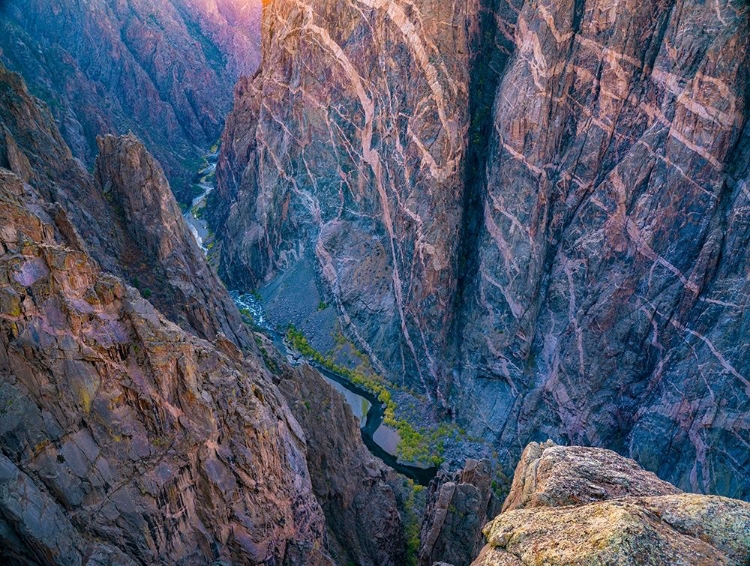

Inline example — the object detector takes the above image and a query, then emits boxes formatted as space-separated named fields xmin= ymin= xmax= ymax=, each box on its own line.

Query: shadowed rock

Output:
xmin=275 ymin=357 xmax=407 ymax=566
xmin=0 ymin=64 xmax=253 ymax=350
xmin=419 ymin=459 xmax=500 ymax=566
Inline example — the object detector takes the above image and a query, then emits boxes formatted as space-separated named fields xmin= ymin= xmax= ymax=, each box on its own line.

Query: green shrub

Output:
xmin=403 ymin=481 xmax=421 ymax=566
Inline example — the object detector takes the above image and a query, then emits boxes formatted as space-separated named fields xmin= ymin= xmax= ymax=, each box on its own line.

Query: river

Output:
xmin=183 ymin=151 xmax=217 ymax=254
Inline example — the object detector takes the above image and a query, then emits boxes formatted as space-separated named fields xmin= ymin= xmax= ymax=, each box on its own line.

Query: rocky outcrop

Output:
xmin=274 ymin=355 xmax=406 ymax=566
xmin=94 ymin=133 xmax=254 ymax=349
xmin=501 ymin=441 xmax=681 ymax=512
xmin=474 ymin=495 xmax=750 ymax=566
xmin=471 ymin=443 xmax=750 ymax=566
xmin=0 ymin=0 xmax=261 ymax=202
xmin=419 ymin=459 xmax=500 ymax=566
xmin=0 ymin=169 xmax=332 ymax=564
xmin=0 ymin=64 xmax=253 ymax=350
xmin=213 ymin=0 xmax=750 ymax=498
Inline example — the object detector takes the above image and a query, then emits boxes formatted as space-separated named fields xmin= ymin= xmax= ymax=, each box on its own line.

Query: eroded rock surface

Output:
xmin=0 ymin=64 xmax=253 ymax=349
xmin=501 ymin=440 xmax=681 ymax=512
xmin=472 ymin=444 xmax=750 ymax=566
xmin=213 ymin=0 xmax=750 ymax=498
xmin=0 ymin=169 xmax=332 ymax=565
xmin=95 ymin=133 xmax=254 ymax=349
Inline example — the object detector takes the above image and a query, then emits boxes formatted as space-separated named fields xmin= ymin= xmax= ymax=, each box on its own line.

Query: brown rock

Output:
xmin=474 ymin=495 xmax=750 ymax=566
xmin=94 ymin=133 xmax=254 ymax=350
xmin=0 ymin=65 xmax=253 ymax=350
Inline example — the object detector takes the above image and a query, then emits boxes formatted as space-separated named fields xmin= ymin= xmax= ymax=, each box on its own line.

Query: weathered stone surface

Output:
xmin=0 ymin=0 xmax=261 ymax=202
xmin=501 ymin=441 xmax=681 ymax=512
xmin=0 ymin=168 xmax=333 ymax=565
xmin=214 ymin=0 xmax=750 ymax=498
xmin=275 ymin=359 xmax=406 ymax=565
xmin=471 ymin=444 xmax=750 ymax=566
xmin=474 ymin=494 xmax=750 ymax=566
xmin=419 ymin=459 xmax=500 ymax=566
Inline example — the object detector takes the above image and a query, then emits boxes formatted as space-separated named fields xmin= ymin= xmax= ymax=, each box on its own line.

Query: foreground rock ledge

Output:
xmin=471 ymin=442 xmax=750 ymax=566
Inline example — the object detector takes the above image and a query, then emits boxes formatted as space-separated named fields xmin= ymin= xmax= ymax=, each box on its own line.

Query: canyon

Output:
xmin=0 ymin=61 xmax=408 ymax=565
xmin=0 ymin=0 xmax=262 ymax=202
xmin=210 ymin=0 xmax=750 ymax=502
xmin=0 ymin=0 xmax=749 ymax=564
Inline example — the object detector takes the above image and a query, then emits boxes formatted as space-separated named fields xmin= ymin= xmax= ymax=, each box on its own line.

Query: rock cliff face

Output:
xmin=212 ymin=0 xmax=474 ymax=398
xmin=457 ymin=0 xmax=750 ymax=503
xmin=0 ymin=64 xmax=252 ymax=349
xmin=213 ymin=0 xmax=750 ymax=498
xmin=471 ymin=442 xmax=750 ymax=566
xmin=0 ymin=169 xmax=332 ymax=565
xmin=0 ymin=0 xmax=261 ymax=202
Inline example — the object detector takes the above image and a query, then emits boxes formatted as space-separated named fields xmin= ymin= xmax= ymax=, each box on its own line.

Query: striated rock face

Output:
xmin=471 ymin=443 xmax=750 ymax=566
xmin=214 ymin=0 xmax=750 ymax=498
xmin=419 ymin=459 xmax=500 ymax=566
xmin=275 ymin=359 xmax=406 ymax=565
xmin=212 ymin=0 xmax=473 ymax=399
xmin=457 ymin=0 xmax=750 ymax=502
xmin=94 ymin=133 xmax=254 ymax=350
xmin=0 ymin=0 xmax=262 ymax=202
xmin=0 ymin=64 xmax=253 ymax=350
xmin=0 ymin=169 xmax=332 ymax=565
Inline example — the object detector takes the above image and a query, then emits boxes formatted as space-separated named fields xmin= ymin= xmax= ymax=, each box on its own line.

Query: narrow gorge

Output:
xmin=0 ymin=0 xmax=748 ymax=564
